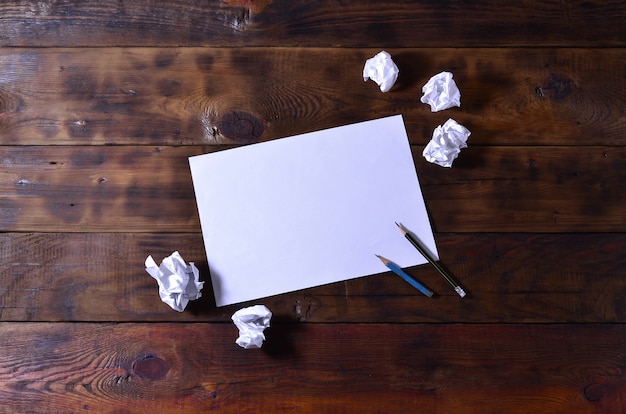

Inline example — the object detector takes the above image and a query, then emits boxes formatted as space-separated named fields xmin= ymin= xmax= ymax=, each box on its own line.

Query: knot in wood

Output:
xmin=0 ymin=88 xmax=25 ymax=114
xmin=132 ymin=355 xmax=169 ymax=380
xmin=217 ymin=110 xmax=264 ymax=143
xmin=538 ymin=73 xmax=575 ymax=100
xmin=583 ymin=382 xmax=607 ymax=401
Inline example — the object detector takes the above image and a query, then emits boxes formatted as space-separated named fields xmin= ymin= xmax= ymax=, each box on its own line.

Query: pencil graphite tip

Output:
xmin=395 ymin=221 xmax=407 ymax=235
xmin=375 ymin=254 xmax=389 ymax=265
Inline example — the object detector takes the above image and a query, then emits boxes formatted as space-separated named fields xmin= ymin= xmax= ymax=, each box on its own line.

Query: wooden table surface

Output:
xmin=1 ymin=1 xmax=626 ymax=412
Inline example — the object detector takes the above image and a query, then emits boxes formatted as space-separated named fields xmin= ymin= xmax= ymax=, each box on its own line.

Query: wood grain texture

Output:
xmin=419 ymin=146 xmax=626 ymax=232
xmin=0 ymin=48 xmax=624 ymax=146
xmin=0 ymin=1 xmax=624 ymax=47
xmin=1 ymin=145 xmax=624 ymax=233
xmin=0 ymin=323 xmax=624 ymax=413
xmin=0 ymin=146 xmax=203 ymax=232
xmin=1 ymin=1 xmax=625 ymax=412
xmin=1 ymin=233 xmax=625 ymax=323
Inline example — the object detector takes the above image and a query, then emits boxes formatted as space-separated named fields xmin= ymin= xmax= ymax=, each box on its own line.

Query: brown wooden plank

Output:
xmin=0 ymin=48 xmax=624 ymax=146
xmin=419 ymin=145 xmax=626 ymax=232
xmin=0 ymin=1 xmax=624 ymax=47
xmin=2 ymin=233 xmax=625 ymax=323
xmin=0 ymin=145 xmax=203 ymax=233
xmin=0 ymin=323 xmax=624 ymax=413
xmin=1 ymin=145 xmax=625 ymax=233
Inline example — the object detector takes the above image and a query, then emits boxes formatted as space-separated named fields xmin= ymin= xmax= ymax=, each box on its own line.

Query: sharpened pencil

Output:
xmin=395 ymin=222 xmax=466 ymax=298
xmin=375 ymin=254 xmax=433 ymax=297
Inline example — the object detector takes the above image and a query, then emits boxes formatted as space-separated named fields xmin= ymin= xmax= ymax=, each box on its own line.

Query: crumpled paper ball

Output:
xmin=420 ymin=71 xmax=461 ymax=112
xmin=232 ymin=305 xmax=272 ymax=349
xmin=145 ymin=251 xmax=204 ymax=312
xmin=423 ymin=118 xmax=471 ymax=167
xmin=363 ymin=51 xmax=399 ymax=93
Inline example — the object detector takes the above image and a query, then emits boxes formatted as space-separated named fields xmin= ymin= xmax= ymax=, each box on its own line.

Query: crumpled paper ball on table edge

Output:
xmin=232 ymin=305 xmax=272 ymax=349
xmin=145 ymin=251 xmax=204 ymax=312
xmin=421 ymin=71 xmax=461 ymax=112
xmin=363 ymin=51 xmax=399 ymax=93
xmin=423 ymin=118 xmax=471 ymax=168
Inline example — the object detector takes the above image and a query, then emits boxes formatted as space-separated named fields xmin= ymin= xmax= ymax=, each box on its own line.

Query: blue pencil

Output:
xmin=375 ymin=254 xmax=433 ymax=297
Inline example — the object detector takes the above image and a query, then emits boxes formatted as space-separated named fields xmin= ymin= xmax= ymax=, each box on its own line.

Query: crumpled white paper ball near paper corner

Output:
xmin=423 ymin=118 xmax=471 ymax=168
xmin=420 ymin=71 xmax=461 ymax=112
xmin=232 ymin=305 xmax=272 ymax=349
xmin=145 ymin=251 xmax=204 ymax=312
xmin=363 ymin=50 xmax=399 ymax=93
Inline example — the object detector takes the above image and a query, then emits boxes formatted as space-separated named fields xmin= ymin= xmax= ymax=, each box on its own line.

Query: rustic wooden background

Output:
xmin=1 ymin=1 xmax=625 ymax=412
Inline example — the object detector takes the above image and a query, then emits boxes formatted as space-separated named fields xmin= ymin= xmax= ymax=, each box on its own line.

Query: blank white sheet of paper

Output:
xmin=189 ymin=114 xmax=438 ymax=307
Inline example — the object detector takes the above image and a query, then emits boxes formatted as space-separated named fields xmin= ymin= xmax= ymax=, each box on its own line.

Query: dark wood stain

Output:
xmin=62 ymin=70 xmax=98 ymax=99
xmin=90 ymin=98 xmax=140 ymax=115
xmin=45 ymin=200 xmax=85 ymax=224
xmin=39 ymin=121 xmax=61 ymax=139
xmin=229 ymin=49 xmax=275 ymax=79
xmin=196 ymin=54 xmax=215 ymax=72
xmin=157 ymin=79 xmax=182 ymax=97
xmin=154 ymin=51 xmax=178 ymax=68
xmin=68 ymin=150 xmax=106 ymax=166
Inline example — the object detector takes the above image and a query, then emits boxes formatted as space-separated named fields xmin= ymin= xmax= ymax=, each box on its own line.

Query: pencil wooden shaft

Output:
xmin=403 ymin=232 xmax=459 ymax=289
xmin=387 ymin=260 xmax=433 ymax=297
xmin=376 ymin=255 xmax=433 ymax=297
